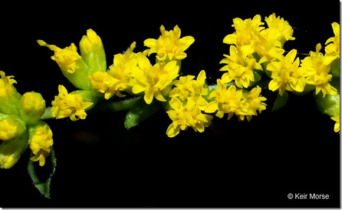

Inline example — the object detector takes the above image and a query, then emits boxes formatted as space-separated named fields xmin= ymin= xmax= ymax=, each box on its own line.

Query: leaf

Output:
xmin=272 ymin=92 xmax=289 ymax=112
xmin=27 ymin=148 xmax=56 ymax=199
xmin=124 ymin=98 xmax=161 ymax=129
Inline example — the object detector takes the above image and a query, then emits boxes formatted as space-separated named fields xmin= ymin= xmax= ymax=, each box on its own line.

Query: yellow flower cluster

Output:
xmin=167 ymin=70 xmax=213 ymax=137
xmin=220 ymin=13 xmax=294 ymax=88
xmin=0 ymin=71 xmax=53 ymax=168
xmin=221 ymin=14 xmax=340 ymax=133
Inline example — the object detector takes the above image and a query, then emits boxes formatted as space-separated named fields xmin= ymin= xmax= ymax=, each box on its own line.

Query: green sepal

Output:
xmin=79 ymin=43 xmax=107 ymax=75
xmin=0 ymin=91 xmax=21 ymax=116
xmin=272 ymin=92 xmax=289 ymax=112
xmin=27 ymin=147 xmax=56 ymax=199
xmin=62 ymin=60 xmax=92 ymax=90
xmin=124 ymin=98 xmax=161 ymax=129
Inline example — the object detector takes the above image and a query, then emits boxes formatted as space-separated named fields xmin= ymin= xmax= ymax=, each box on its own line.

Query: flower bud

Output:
xmin=20 ymin=91 xmax=46 ymax=125
xmin=79 ymin=29 xmax=107 ymax=74
xmin=0 ymin=115 xmax=26 ymax=141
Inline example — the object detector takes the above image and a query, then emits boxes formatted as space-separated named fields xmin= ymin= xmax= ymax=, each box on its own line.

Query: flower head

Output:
xmin=238 ymin=86 xmax=267 ymax=121
xmin=51 ymin=85 xmax=93 ymax=121
xmin=131 ymin=54 xmax=179 ymax=104
xmin=169 ymin=70 xmax=208 ymax=109
xmin=205 ymin=80 xmax=243 ymax=119
xmin=37 ymin=40 xmax=82 ymax=74
xmin=267 ymin=49 xmax=305 ymax=95
xmin=300 ymin=44 xmax=337 ymax=97
xmin=166 ymin=97 xmax=213 ymax=138
xmin=220 ymin=45 xmax=262 ymax=88
xmin=29 ymin=124 xmax=53 ymax=167
xmin=144 ymin=25 xmax=195 ymax=61
xmin=263 ymin=13 xmax=295 ymax=44
xmin=223 ymin=14 xmax=264 ymax=54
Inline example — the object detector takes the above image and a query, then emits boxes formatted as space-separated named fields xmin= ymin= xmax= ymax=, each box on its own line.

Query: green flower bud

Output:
xmin=79 ymin=29 xmax=107 ymax=74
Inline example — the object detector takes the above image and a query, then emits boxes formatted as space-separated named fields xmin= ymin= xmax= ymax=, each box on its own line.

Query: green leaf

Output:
xmin=272 ymin=92 xmax=289 ymax=112
xmin=27 ymin=148 xmax=56 ymax=199
xmin=124 ymin=98 xmax=160 ymax=129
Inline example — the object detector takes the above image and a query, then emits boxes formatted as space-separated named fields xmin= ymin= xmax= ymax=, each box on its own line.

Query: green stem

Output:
xmin=94 ymin=96 xmax=141 ymax=112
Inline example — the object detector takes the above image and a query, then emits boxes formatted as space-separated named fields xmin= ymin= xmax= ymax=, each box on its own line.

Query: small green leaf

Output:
xmin=272 ymin=92 xmax=289 ymax=112
xmin=124 ymin=99 xmax=160 ymax=129
xmin=27 ymin=148 xmax=56 ymax=199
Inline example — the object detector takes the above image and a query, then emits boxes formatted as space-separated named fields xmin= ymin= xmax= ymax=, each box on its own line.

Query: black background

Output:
xmin=0 ymin=1 xmax=340 ymax=208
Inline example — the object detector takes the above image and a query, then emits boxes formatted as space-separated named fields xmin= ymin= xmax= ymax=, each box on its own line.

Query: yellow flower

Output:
xmin=263 ymin=13 xmax=295 ymax=44
xmin=29 ymin=124 xmax=53 ymax=167
xmin=51 ymin=85 xmax=93 ymax=121
xmin=89 ymin=42 xmax=139 ymax=99
xmin=300 ymin=44 xmax=337 ymax=97
xmin=89 ymin=71 xmax=122 ymax=99
xmin=205 ymin=80 xmax=243 ymax=119
xmin=0 ymin=116 xmax=25 ymax=141
xmin=238 ymin=86 xmax=267 ymax=121
xmin=220 ymin=45 xmax=262 ymax=88
xmin=169 ymin=70 xmax=208 ymax=109
xmin=37 ymin=40 xmax=82 ymax=74
xmin=223 ymin=14 xmax=264 ymax=53
xmin=166 ymin=97 xmax=213 ymax=138
xmin=267 ymin=49 xmax=305 ymax=95
xmin=0 ymin=71 xmax=17 ymax=98
xmin=132 ymin=54 xmax=179 ymax=104
xmin=325 ymin=22 xmax=340 ymax=63
xmin=144 ymin=25 xmax=195 ymax=61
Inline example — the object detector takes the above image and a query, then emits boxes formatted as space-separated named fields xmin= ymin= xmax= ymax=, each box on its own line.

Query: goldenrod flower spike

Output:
xmin=51 ymin=85 xmax=93 ymax=121
xmin=29 ymin=123 xmax=53 ymax=167
xmin=144 ymin=25 xmax=195 ymax=61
